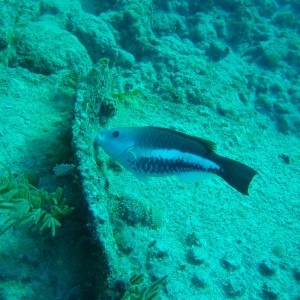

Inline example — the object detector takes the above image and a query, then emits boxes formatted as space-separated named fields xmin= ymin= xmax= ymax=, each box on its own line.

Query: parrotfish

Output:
xmin=95 ymin=127 xmax=257 ymax=195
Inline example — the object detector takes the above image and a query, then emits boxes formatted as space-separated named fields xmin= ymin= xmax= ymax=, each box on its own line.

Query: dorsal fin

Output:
xmin=192 ymin=136 xmax=216 ymax=151
xmin=147 ymin=127 xmax=216 ymax=151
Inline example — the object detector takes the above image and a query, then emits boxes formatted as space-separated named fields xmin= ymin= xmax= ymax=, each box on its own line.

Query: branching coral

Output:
xmin=0 ymin=163 xmax=74 ymax=236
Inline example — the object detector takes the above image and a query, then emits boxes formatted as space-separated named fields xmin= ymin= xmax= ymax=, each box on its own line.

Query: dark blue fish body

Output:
xmin=95 ymin=127 xmax=257 ymax=195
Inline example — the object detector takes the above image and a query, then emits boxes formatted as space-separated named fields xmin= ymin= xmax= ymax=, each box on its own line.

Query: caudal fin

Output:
xmin=212 ymin=154 xmax=257 ymax=195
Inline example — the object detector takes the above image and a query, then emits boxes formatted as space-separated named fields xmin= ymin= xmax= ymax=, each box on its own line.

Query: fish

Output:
xmin=94 ymin=127 xmax=257 ymax=195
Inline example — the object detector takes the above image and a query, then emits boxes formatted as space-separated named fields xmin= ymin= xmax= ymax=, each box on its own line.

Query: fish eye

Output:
xmin=112 ymin=130 xmax=119 ymax=138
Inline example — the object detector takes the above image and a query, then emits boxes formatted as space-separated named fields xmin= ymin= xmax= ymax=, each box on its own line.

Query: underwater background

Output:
xmin=0 ymin=0 xmax=300 ymax=299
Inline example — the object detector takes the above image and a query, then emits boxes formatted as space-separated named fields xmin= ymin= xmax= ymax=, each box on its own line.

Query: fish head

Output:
xmin=95 ymin=128 xmax=136 ymax=160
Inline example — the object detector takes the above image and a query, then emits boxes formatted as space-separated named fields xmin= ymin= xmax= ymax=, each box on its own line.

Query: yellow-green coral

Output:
xmin=0 ymin=164 xmax=74 ymax=236
xmin=121 ymin=274 xmax=168 ymax=300
xmin=112 ymin=89 xmax=143 ymax=108
xmin=112 ymin=89 xmax=159 ymax=109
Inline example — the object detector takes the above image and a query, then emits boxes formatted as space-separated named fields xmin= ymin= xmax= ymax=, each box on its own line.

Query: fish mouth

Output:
xmin=95 ymin=132 xmax=105 ymax=146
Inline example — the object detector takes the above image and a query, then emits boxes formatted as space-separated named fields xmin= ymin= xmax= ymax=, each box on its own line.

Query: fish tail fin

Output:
xmin=212 ymin=154 xmax=258 ymax=195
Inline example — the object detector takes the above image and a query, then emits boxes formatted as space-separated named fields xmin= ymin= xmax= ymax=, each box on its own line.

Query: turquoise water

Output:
xmin=0 ymin=0 xmax=299 ymax=299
